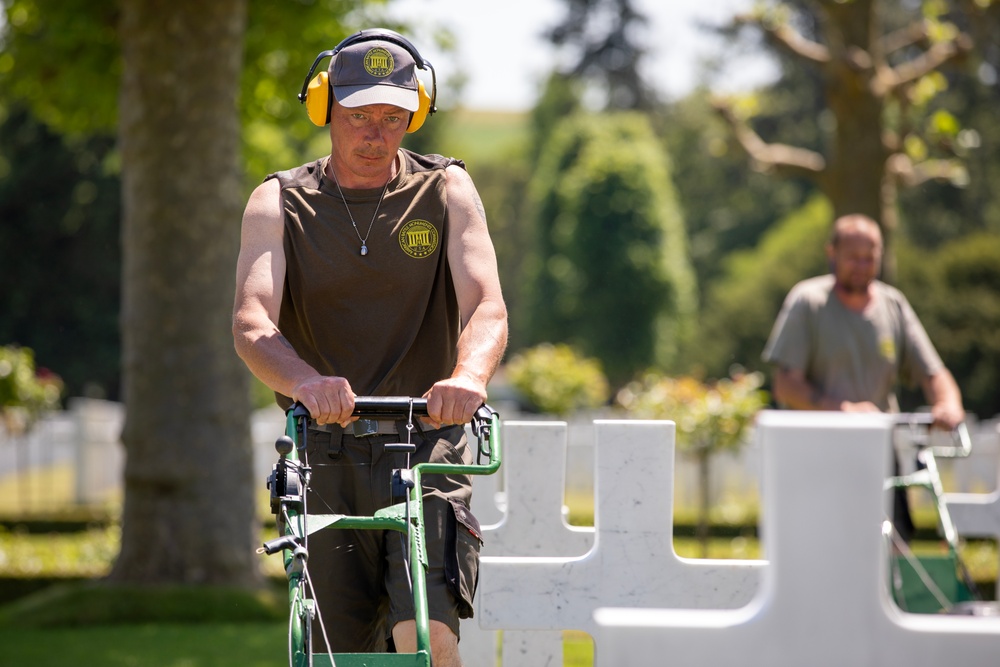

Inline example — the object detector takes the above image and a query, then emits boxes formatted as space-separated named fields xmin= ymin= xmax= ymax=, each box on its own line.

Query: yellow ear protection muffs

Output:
xmin=298 ymin=29 xmax=437 ymax=133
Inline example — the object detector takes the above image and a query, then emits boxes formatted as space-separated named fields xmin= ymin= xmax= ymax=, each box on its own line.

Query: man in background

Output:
xmin=762 ymin=213 xmax=964 ymax=537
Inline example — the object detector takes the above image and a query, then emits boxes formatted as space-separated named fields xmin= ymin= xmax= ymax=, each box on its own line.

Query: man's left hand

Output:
xmin=931 ymin=401 xmax=965 ymax=431
xmin=423 ymin=375 xmax=487 ymax=428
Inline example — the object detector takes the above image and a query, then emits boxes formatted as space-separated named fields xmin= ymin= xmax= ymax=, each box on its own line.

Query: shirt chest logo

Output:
xmin=879 ymin=336 xmax=896 ymax=363
xmin=399 ymin=219 xmax=439 ymax=258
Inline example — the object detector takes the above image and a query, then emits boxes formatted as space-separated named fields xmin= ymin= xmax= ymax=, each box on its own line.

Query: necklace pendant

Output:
xmin=360 ymin=244 xmax=368 ymax=256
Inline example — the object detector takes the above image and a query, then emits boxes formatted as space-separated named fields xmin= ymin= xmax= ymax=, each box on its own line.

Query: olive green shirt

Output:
xmin=268 ymin=149 xmax=462 ymax=408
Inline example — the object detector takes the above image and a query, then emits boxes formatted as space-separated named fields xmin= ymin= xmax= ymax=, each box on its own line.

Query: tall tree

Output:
xmin=108 ymin=0 xmax=256 ymax=586
xmin=0 ymin=0 xmax=374 ymax=404
xmin=714 ymin=0 xmax=977 ymax=280
xmin=655 ymin=85 xmax=818 ymax=297
xmin=546 ymin=0 xmax=653 ymax=110
xmin=897 ymin=233 xmax=1000 ymax=419
xmin=0 ymin=0 xmax=382 ymax=589
xmin=898 ymin=1 xmax=1000 ymax=246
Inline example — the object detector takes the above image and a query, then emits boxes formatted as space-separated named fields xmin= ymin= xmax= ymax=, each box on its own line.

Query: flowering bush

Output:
xmin=506 ymin=343 xmax=610 ymax=416
xmin=0 ymin=345 xmax=64 ymax=434
xmin=616 ymin=370 xmax=768 ymax=454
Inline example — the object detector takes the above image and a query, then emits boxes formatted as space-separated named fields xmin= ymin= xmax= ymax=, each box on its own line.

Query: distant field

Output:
xmin=439 ymin=108 xmax=529 ymax=168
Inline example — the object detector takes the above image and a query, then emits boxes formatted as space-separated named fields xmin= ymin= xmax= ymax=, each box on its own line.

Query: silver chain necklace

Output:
xmin=330 ymin=168 xmax=390 ymax=256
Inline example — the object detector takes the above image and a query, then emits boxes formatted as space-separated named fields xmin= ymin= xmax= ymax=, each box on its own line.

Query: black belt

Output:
xmin=310 ymin=419 xmax=400 ymax=437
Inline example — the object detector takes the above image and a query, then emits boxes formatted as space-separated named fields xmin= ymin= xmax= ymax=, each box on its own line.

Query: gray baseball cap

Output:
xmin=330 ymin=39 xmax=420 ymax=112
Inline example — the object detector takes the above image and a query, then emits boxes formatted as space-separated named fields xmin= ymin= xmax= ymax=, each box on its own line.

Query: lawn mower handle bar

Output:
xmin=289 ymin=396 xmax=495 ymax=424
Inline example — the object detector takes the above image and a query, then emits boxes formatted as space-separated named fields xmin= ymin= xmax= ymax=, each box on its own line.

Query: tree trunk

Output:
xmin=722 ymin=0 xmax=973 ymax=284
xmin=110 ymin=0 xmax=257 ymax=587
xmin=820 ymin=0 xmax=899 ymax=280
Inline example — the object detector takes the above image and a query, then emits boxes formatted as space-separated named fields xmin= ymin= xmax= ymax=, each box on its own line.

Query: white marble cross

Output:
xmin=476 ymin=419 xmax=764 ymax=637
xmin=594 ymin=411 xmax=1000 ymax=667
xmin=462 ymin=421 xmax=596 ymax=667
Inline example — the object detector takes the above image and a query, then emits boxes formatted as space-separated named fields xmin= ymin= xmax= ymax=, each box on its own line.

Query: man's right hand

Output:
xmin=291 ymin=375 xmax=356 ymax=426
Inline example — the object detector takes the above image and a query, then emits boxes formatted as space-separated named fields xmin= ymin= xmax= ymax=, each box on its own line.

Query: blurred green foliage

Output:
xmin=0 ymin=345 xmax=63 ymax=433
xmin=0 ymin=524 xmax=117 ymax=577
xmin=692 ymin=196 xmax=831 ymax=378
xmin=523 ymin=111 xmax=696 ymax=385
xmin=896 ymin=232 xmax=1000 ymax=418
xmin=0 ymin=0 xmax=120 ymax=135
xmin=506 ymin=343 xmax=609 ymax=416
xmin=656 ymin=86 xmax=817 ymax=297
xmin=0 ymin=106 xmax=121 ymax=400
xmin=2 ymin=0 xmax=999 ymax=419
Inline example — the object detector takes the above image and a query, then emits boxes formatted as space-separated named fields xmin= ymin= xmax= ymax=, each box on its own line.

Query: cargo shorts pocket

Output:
xmin=444 ymin=497 xmax=483 ymax=619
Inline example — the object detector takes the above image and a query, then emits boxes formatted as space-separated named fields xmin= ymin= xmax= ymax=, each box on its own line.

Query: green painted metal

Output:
xmin=891 ymin=553 xmax=975 ymax=613
xmin=886 ymin=419 xmax=980 ymax=614
xmin=312 ymin=653 xmax=431 ymax=666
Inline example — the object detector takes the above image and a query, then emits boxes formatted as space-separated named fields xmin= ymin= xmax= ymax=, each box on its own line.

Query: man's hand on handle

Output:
xmin=423 ymin=374 xmax=488 ymax=429
xmin=931 ymin=401 xmax=965 ymax=432
xmin=291 ymin=375 xmax=356 ymax=427
xmin=289 ymin=371 xmax=492 ymax=430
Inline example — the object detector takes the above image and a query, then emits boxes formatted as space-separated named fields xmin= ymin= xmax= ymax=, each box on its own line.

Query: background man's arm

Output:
xmin=772 ymin=366 xmax=879 ymax=412
xmin=921 ymin=369 xmax=965 ymax=429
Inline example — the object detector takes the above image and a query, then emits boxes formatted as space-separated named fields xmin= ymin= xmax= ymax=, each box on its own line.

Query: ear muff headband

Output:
xmin=298 ymin=29 xmax=437 ymax=132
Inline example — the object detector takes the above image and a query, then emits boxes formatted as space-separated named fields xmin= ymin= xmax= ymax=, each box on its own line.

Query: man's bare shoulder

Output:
xmin=244 ymin=178 xmax=282 ymax=221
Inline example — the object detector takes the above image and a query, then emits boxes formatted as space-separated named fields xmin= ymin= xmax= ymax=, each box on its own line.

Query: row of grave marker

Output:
xmin=459 ymin=412 xmax=1000 ymax=666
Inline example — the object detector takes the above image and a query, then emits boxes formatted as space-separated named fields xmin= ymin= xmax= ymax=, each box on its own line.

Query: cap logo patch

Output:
xmin=364 ymin=47 xmax=394 ymax=77
xmin=399 ymin=219 xmax=439 ymax=258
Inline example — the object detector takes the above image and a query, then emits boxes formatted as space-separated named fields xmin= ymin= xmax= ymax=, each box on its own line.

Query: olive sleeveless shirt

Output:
xmin=268 ymin=149 xmax=462 ymax=407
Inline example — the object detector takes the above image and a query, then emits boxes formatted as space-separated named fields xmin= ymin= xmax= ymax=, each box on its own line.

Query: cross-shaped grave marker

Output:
xmin=461 ymin=421 xmax=595 ymax=666
xmin=476 ymin=419 xmax=764 ymax=637
xmin=594 ymin=411 xmax=1000 ymax=667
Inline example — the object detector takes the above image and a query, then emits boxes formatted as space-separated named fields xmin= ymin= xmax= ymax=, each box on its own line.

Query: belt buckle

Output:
xmin=352 ymin=418 xmax=378 ymax=437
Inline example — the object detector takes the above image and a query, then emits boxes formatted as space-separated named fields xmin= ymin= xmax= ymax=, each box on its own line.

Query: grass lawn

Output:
xmin=0 ymin=622 xmax=288 ymax=667
xmin=0 ymin=623 xmax=595 ymax=667
xmin=1 ymin=462 xmax=995 ymax=667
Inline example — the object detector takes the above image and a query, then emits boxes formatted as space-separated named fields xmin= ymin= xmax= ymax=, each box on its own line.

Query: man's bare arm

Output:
xmin=921 ymin=369 xmax=965 ymax=429
xmin=232 ymin=178 xmax=355 ymax=425
xmin=772 ymin=366 xmax=879 ymax=412
xmin=424 ymin=165 xmax=508 ymax=426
